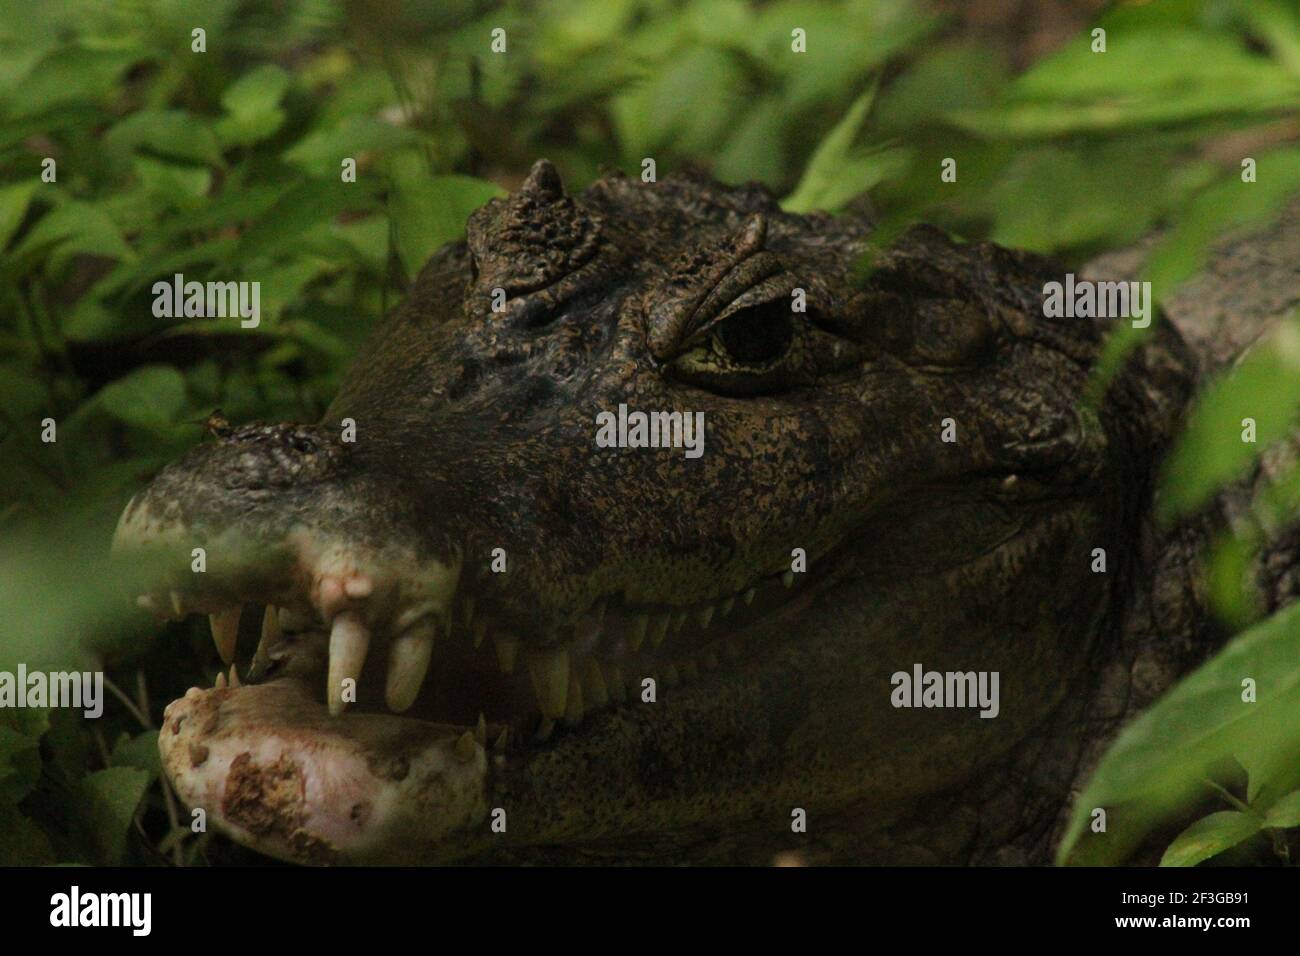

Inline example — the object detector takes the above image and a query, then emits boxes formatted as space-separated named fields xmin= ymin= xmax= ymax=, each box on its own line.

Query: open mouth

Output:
xmin=135 ymin=554 xmax=817 ymax=747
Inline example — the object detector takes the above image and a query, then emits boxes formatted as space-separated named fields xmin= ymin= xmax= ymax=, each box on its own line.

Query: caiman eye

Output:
xmin=714 ymin=300 xmax=794 ymax=364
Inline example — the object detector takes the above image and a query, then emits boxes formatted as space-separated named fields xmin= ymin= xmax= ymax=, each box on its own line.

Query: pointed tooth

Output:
xmin=454 ymin=730 xmax=477 ymax=763
xmin=475 ymin=713 xmax=487 ymax=745
xmin=228 ymin=664 xmax=242 ymax=688
xmin=209 ymin=607 xmax=241 ymax=665
xmin=472 ymin=619 xmax=488 ymax=649
xmin=527 ymin=646 xmax=570 ymax=719
xmin=493 ymin=726 xmax=510 ymax=751
xmin=534 ymin=717 xmax=555 ymax=742
xmin=170 ymin=591 xmax=185 ymax=618
xmin=696 ymin=605 xmax=714 ymax=629
xmin=327 ymin=612 xmax=370 ymax=716
xmin=563 ymin=670 xmax=584 ymax=726
xmin=721 ymin=596 xmax=735 ymax=617
xmin=261 ymin=605 xmax=282 ymax=643
xmin=607 ymin=664 xmax=627 ymax=704
xmin=583 ymin=659 xmax=608 ymax=709
xmin=782 ymin=570 xmax=795 ymax=588
xmin=628 ymin=614 xmax=649 ymax=652
xmin=743 ymin=588 xmax=756 ymax=606
xmin=385 ymin=622 xmax=435 ymax=713
xmin=214 ymin=671 xmax=227 ymax=689
xmin=494 ymin=635 xmax=519 ymax=674
xmin=649 ymin=614 xmax=671 ymax=647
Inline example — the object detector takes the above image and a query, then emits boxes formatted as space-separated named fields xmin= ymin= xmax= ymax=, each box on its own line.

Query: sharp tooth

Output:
xmin=170 ymin=591 xmax=185 ymax=618
xmin=209 ymin=607 xmax=241 ymax=664
xmin=494 ymin=635 xmax=519 ymax=674
xmin=583 ymin=659 xmax=608 ymax=709
xmin=475 ymin=713 xmax=487 ymax=746
xmin=228 ymin=664 xmax=242 ymax=688
xmin=782 ymin=570 xmax=795 ymax=588
xmin=472 ymin=619 xmax=488 ymax=649
xmin=462 ymin=597 xmax=476 ymax=627
xmin=214 ymin=671 xmax=227 ymax=689
xmin=628 ymin=614 xmax=649 ymax=652
xmin=261 ymin=605 xmax=282 ymax=642
xmin=453 ymin=730 xmax=477 ymax=763
xmin=136 ymin=594 xmax=156 ymax=612
xmin=672 ymin=610 xmax=687 ymax=632
xmin=607 ymin=664 xmax=627 ymax=704
xmin=649 ymin=614 xmax=671 ymax=647
xmin=384 ymin=622 xmax=435 ymax=713
xmin=527 ymin=647 xmax=570 ymax=719
xmin=721 ymin=596 xmax=735 ymax=617
xmin=696 ymin=605 xmax=714 ymax=629
xmin=743 ymin=588 xmax=756 ymax=606
xmin=493 ymin=726 xmax=510 ymax=751
xmin=564 ymin=670 xmax=584 ymax=726
xmin=327 ymin=612 xmax=370 ymax=716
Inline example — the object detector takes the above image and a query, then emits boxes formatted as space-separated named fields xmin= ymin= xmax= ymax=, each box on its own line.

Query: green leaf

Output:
xmin=95 ymin=365 xmax=188 ymax=430
xmin=10 ymin=201 xmax=136 ymax=272
xmin=1262 ymin=789 xmax=1300 ymax=829
xmin=104 ymin=110 xmax=223 ymax=166
xmin=1158 ymin=317 xmax=1300 ymax=521
xmin=1159 ymin=811 xmax=1260 ymax=867
xmin=75 ymin=766 xmax=151 ymax=865
xmin=110 ymin=730 xmax=161 ymax=779
xmin=783 ymin=83 xmax=893 ymax=213
xmin=389 ymin=174 xmax=503 ymax=279
xmin=235 ymin=179 xmax=373 ymax=262
xmin=282 ymin=115 xmax=421 ymax=175
xmin=0 ymin=179 xmax=38 ymax=251
xmin=1059 ymin=601 xmax=1300 ymax=864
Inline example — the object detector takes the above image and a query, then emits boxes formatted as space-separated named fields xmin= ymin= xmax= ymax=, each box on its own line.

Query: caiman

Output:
xmin=110 ymin=161 xmax=1300 ymax=865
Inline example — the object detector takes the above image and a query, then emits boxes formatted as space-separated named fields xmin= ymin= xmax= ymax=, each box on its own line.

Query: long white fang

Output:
xmin=209 ymin=607 xmax=241 ymax=665
xmin=170 ymin=591 xmax=185 ymax=618
xmin=385 ymin=622 xmax=436 ymax=713
xmin=228 ymin=664 xmax=242 ymax=688
xmin=328 ymin=612 xmax=370 ymax=716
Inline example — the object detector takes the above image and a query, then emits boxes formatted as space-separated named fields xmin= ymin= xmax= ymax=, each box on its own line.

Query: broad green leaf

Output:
xmin=235 ymin=179 xmax=373 ymax=262
xmin=75 ymin=766 xmax=151 ymax=865
xmin=0 ymin=179 xmax=38 ymax=250
xmin=1059 ymin=600 xmax=1300 ymax=864
xmin=10 ymin=201 xmax=136 ymax=272
xmin=1158 ymin=317 xmax=1300 ymax=521
xmin=783 ymin=84 xmax=906 ymax=214
xmin=1263 ymin=789 xmax=1300 ymax=829
xmin=282 ymin=115 xmax=422 ymax=175
xmin=110 ymin=730 xmax=161 ymax=779
xmin=95 ymin=365 xmax=188 ymax=430
xmin=1159 ymin=811 xmax=1260 ymax=867
xmin=389 ymin=174 xmax=503 ymax=279
xmin=103 ymin=110 xmax=223 ymax=165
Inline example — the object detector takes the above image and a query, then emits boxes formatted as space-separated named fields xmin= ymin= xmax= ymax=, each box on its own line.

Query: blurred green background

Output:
xmin=0 ymin=0 xmax=1298 ymax=865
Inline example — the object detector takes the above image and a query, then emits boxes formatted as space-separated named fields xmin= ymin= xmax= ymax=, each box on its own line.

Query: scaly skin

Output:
xmin=112 ymin=163 xmax=1297 ymax=865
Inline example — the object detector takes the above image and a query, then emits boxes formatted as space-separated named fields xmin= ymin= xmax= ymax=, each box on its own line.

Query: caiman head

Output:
xmin=111 ymin=160 xmax=1192 ymax=864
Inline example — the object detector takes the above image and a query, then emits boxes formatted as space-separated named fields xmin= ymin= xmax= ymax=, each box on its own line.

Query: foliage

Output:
xmin=0 ymin=0 xmax=1297 ymax=865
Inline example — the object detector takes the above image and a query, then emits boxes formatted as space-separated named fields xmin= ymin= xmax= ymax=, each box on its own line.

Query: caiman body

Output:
xmin=112 ymin=163 xmax=1300 ymax=864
